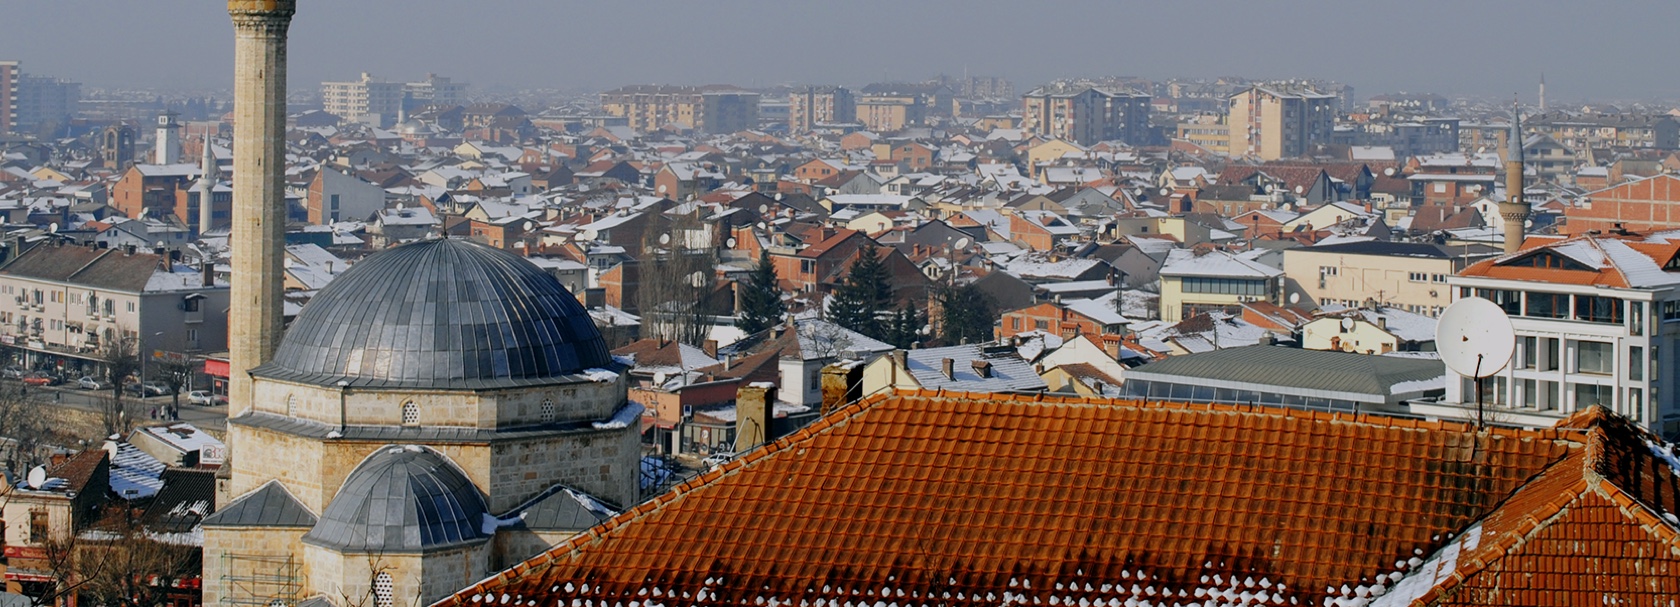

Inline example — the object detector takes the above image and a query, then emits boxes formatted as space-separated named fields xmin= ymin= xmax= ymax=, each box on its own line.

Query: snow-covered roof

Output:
xmin=1159 ymin=249 xmax=1283 ymax=279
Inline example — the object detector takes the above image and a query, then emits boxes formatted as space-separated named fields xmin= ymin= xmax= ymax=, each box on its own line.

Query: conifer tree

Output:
xmin=937 ymin=284 xmax=997 ymax=345
xmin=736 ymin=249 xmax=786 ymax=335
xmin=829 ymin=243 xmax=893 ymax=341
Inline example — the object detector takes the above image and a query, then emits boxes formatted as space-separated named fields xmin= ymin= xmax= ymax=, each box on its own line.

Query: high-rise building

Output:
xmin=13 ymin=74 xmax=79 ymax=136
xmin=403 ymin=73 xmax=467 ymax=111
xmin=599 ymin=85 xmax=759 ymax=134
xmin=1020 ymin=83 xmax=1151 ymax=146
xmin=1227 ymin=84 xmax=1337 ymax=160
xmin=0 ymin=61 xmax=17 ymax=134
xmin=321 ymin=72 xmax=403 ymax=126
xmin=788 ymin=86 xmax=855 ymax=134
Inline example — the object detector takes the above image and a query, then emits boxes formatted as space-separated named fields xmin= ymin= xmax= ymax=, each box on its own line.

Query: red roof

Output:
xmin=443 ymin=392 xmax=1680 ymax=607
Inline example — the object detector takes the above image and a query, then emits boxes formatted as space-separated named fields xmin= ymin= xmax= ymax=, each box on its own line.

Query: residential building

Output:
xmin=1020 ymin=83 xmax=1151 ymax=146
xmin=1282 ymin=240 xmax=1497 ymax=316
xmin=1227 ymin=84 xmax=1336 ymax=160
xmin=788 ymin=86 xmax=854 ymax=134
xmin=1 ymin=450 xmax=109 ymax=597
xmin=1157 ymin=248 xmax=1283 ymax=322
xmin=1299 ymin=305 xmax=1437 ymax=353
xmin=12 ymin=73 xmax=79 ymax=136
xmin=599 ymin=85 xmax=760 ymax=134
xmin=110 ymin=163 xmax=202 ymax=221
xmin=1526 ymin=112 xmax=1680 ymax=156
xmin=403 ymin=73 xmax=467 ymax=110
xmin=1565 ymin=173 xmax=1680 ymax=235
xmin=320 ymin=72 xmax=404 ymax=126
xmin=306 ymin=166 xmax=385 ymax=224
xmin=0 ymin=243 xmax=229 ymax=380
xmin=1431 ymin=235 xmax=1680 ymax=435
xmin=0 ymin=60 xmax=16 ymax=134
xmin=1174 ymin=115 xmax=1230 ymax=153
xmin=997 ymin=297 xmax=1129 ymax=347
xmin=859 ymin=342 xmax=1047 ymax=395
xmin=1123 ymin=345 xmax=1446 ymax=412
xmin=855 ymin=82 xmax=951 ymax=131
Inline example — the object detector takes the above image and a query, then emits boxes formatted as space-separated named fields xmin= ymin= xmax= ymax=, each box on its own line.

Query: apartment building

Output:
xmin=1228 ymin=85 xmax=1336 ymax=160
xmin=0 ymin=61 xmax=16 ymax=134
xmin=402 ymin=73 xmax=466 ymax=110
xmin=788 ymin=86 xmax=855 ymax=133
xmin=1526 ymin=112 xmax=1680 ymax=157
xmin=1424 ymin=235 xmax=1680 ymax=435
xmin=0 ymin=243 xmax=229 ymax=379
xmin=1175 ymin=116 xmax=1230 ymax=153
xmin=599 ymin=85 xmax=760 ymax=134
xmin=1157 ymin=248 xmax=1283 ymax=322
xmin=1282 ymin=240 xmax=1498 ymax=316
xmin=12 ymin=74 xmax=78 ymax=136
xmin=321 ymin=72 xmax=403 ymax=126
xmin=1020 ymin=83 xmax=1152 ymax=146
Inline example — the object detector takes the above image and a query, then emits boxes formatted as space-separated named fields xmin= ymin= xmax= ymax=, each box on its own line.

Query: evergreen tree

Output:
xmin=886 ymin=302 xmax=926 ymax=349
xmin=829 ymin=243 xmax=893 ymax=341
xmin=937 ymin=284 xmax=997 ymax=345
xmin=735 ymin=249 xmax=786 ymax=335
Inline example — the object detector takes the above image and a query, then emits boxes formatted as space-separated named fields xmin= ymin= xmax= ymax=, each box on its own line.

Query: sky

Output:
xmin=2 ymin=0 xmax=1678 ymax=102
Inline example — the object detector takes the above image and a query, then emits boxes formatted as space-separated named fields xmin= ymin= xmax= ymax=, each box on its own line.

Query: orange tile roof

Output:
xmin=437 ymin=391 xmax=1680 ymax=607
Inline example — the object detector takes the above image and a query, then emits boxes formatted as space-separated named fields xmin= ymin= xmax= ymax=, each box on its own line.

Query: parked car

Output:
xmin=77 ymin=377 xmax=103 ymax=390
xmin=187 ymin=390 xmax=228 ymax=406
xmin=1 ymin=367 xmax=23 ymax=379
xmin=22 ymin=374 xmax=57 ymax=387
xmin=123 ymin=382 xmax=145 ymax=396
xmin=141 ymin=382 xmax=170 ymax=397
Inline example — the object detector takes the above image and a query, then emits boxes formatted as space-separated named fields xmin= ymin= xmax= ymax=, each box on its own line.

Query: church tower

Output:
xmin=227 ymin=0 xmax=293 ymax=415
xmin=1498 ymin=107 xmax=1529 ymax=255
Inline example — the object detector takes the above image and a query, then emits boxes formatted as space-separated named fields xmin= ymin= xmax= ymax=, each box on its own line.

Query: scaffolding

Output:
xmin=221 ymin=553 xmax=302 ymax=607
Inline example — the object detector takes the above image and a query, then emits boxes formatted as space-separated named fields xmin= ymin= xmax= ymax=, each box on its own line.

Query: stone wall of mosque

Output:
xmin=202 ymin=524 xmax=313 ymax=607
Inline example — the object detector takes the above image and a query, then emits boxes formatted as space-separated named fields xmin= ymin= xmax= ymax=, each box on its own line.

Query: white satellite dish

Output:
xmin=27 ymin=465 xmax=46 ymax=489
xmin=48 ymin=223 xmax=58 ymax=234
xmin=1288 ymin=292 xmax=1301 ymax=304
xmin=758 ymin=204 xmax=769 ymax=214
xmin=653 ymin=371 xmax=667 ymax=385
xmin=725 ymin=237 xmax=737 ymax=248
xmin=953 ymin=237 xmax=971 ymax=251
xmin=1159 ymin=187 xmax=1170 ymax=196
xmin=1437 ymin=297 xmax=1515 ymax=379
xmin=658 ymin=233 xmax=671 ymax=245
xmin=1383 ymin=167 xmax=1395 ymax=177
xmin=1294 ymin=185 xmax=1304 ymax=194
xmin=1339 ymin=317 xmax=1355 ymax=330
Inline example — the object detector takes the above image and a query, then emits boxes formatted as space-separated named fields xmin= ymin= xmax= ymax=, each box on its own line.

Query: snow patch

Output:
xmin=593 ymin=401 xmax=645 ymax=430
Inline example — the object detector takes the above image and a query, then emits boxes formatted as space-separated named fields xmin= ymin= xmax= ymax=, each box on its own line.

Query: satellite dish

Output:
xmin=657 ymin=185 xmax=668 ymax=194
xmin=653 ymin=371 xmax=667 ymax=385
xmin=1437 ymin=297 xmax=1515 ymax=379
xmin=27 ymin=465 xmax=46 ymax=489
xmin=725 ymin=237 xmax=737 ymax=248
xmin=658 ymin=233 xmax=671 ymax=245
xmin=1159 ymin=187 xmax=1170 ymax=196
xmin=758 ymin=204 xmax=769 ymax=214
xmin=48 ymin=223 xmax=58 ymax=233
xmin=1288 ymin=292 xmax=1301 ymax=304
xmin=1294 ymin=185 xmax=1305 ymax=194
xmin=1383 ymin=167 xmax=1396 ymax=177
xmin=1340 ymin=317 xmax=1355 ymax=330
xmin=953 ymin=237 xmax=971 ymax=251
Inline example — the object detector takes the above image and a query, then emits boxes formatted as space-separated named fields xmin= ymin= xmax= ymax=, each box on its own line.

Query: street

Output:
xmin=24 ymin=383 xmax=228 ymax=433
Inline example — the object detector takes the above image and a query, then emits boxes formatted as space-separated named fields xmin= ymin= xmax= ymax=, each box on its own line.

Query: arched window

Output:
xmin=286 ymin=394 xmax=296 ymax=417
xmin=401 ymin=402 xmax=419 ymax=426
xmin=373 ymin=572 xmax=394 ymax=607
xmin=540 ymin=399 xmax=555 ymax=423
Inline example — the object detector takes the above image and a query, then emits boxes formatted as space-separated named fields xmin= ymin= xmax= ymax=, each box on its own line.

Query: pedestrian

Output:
xmin=149 ymin=406 xmax=157 ymax=419
xmin=53 ymin=391 xmax=59 ymax=404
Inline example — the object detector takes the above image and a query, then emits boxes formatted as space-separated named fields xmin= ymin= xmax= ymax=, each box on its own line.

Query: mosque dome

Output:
xmin=302 ymin=445 xmax=489 ymax=552
xmin=256 ymin=238 xmax=610 ymax=389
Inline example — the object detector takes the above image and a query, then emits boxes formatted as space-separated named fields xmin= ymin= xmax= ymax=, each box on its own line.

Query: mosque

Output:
xmin=202 ymin=4 xmax=642 ymax=607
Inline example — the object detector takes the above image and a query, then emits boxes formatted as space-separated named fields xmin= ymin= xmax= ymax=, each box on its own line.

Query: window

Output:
xmin=1474 ymin=289 xmax=1522 ymax=316
xmin=1574 ymin=295 xmax=1623 ymax=324
xmin=1431 ymin=274 xmax=1449 ymax=283
xmin=1525 ymin=292 xmax=1568 ymax=319
xmin=1573 ymin=383 xmax=1613 ymax=408
xmin=541 ymin=399 xmax=555 ymax=422
xmin=1034 ymin=319 xmax=1049 ymax=331
xmin=1630 ymin=346 xmax=1645 ymax=381
xmin=1518 ymin=336 xmax=1537 ymax=369
xmin=103 ymin=300 xmax=115 ymax=316
xmin=1631 ymin=302 xmax=1645 ymax=335
xmin=1180 ymin=277 xmax=1268 ymax=296
xmin=1576 ymin=341 xmax=1613 ymax=375
xmin=29 ymin=510 xmax=47 ymax=543
xmin=286 ymin=394 xmax=296 ymax=417
xmin=1320 ymin=266 xmax=1339 ymax=277
xmin=1629 ymin=388 xmax=1645 ymax=422
xmin=126 ymin=301 xmax=135 ymax=313
xmin=1538 ymin=337 xmax=1560 ymax=371
xmin=401 ymin=401 xmax=420 ymax=425
xmin=374 ymin=572 xmax=394 ymax=607
xmin=183 ymin=297 xmax=200 ymax=313
xmin=1663 ymin=300 xmax=1680 ymax=321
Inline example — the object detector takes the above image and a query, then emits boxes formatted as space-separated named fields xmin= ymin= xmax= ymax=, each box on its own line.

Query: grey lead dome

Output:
xmin=256 ymin=238 xmax=610 ymax=389
xmin=302 ymin=445 xmax=489 ymax=552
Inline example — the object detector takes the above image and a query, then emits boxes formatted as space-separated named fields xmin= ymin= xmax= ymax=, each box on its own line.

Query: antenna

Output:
xmin=1436 ymin=297 xmax=1515 ymax=431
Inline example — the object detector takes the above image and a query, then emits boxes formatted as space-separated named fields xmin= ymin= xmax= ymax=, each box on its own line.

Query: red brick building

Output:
xmin=1565 ymin=173 xmax=1680 ymax=235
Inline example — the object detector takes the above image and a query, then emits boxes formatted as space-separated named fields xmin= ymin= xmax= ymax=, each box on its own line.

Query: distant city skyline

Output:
xmin=3 ymin=0 xmax=1679 ymax=102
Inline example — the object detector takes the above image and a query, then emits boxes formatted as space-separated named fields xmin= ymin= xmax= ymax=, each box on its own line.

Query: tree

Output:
xmin=637 ymin=211 xmax=717 ymax=346
xmin=735 ymin=249 xmax=786 ymax=335
xmin=937 ymin=284 xmax=998 ymax=345
xmin=100 ymin=338 xmax=140 ymax=436
xmin=156 ymin=357 xmax=195 ymax=413
xmin=0 ymin=382 xmax=49 ymax=475
xmin=72 ymin=510 xmax=201 ymax=607
xmin=885 ymin=302 xmax=925 ymax=349
xmin=828 ymin=243 xmax=894 ymax=341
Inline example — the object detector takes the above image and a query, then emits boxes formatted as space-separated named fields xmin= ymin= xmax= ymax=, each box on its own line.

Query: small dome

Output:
xmin=302 ymin=445 xmax=488 ymax=552
xmin=257 ymin=238 xmax=610 ymax=389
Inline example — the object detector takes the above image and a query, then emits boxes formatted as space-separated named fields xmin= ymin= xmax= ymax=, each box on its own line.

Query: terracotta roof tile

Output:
xmin=444 ymin=392 xmax=1601 ymax=607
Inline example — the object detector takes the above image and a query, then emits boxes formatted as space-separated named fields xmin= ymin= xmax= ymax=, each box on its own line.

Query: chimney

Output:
xmin=733 ymin=382 xmax=776 ymax=453
xmin=702 ymin=339 xmax=719 ymax=359
xmin=891 ymin=349 xmax=907 ymax=370
xmin=1377 ymin=316 xmax=1388 ymax=331
xmin=820 ymin=361 xmax=865 ymax=416
xmin=584 ymin=287 xmax=605 ymax=308
xmin=941 ymin=358 xmax=955 ymax=379
xmin=202 ymin=261 xmax=215 ymax=288
xmin=971 ymin=360 xmax=993 ymax=379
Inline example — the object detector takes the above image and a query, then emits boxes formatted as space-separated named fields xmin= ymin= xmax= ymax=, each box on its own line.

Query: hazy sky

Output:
xmin=3 ymin=0 xmax=1677 ymax=101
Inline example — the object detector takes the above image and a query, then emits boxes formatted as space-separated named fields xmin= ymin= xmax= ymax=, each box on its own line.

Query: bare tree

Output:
xmin=100 ymin=338 xmax=140 ymax=436
xmin=71 ymin=509 xmax=201 ymax=607
xmin=156 ymin=357 xmax=194 ymax=413
xmin=0 ymin=382 xmax=50 ymax=475
xmin=636 ymin=210 xmax=716 ymax=346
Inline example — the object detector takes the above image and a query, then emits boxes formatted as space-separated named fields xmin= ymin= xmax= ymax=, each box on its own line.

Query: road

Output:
xmin=25 ymin=383 xmax=229 ymax=433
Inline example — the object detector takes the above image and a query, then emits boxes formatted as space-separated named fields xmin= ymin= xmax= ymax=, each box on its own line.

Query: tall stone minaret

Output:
xmin=1538 ymin=73 xmax=1547 ymax=113
xmin=227 ymin=0 xmax=294 ymax=416
xmin=1498 ymin=106 xmax=1529 ymax=255
xmin=196 ymin=135 xmax=218 ymax=237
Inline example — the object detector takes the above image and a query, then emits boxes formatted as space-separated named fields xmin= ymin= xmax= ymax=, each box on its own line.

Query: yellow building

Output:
xmin=1228 ymin=85 xmax=1336 ymax=160
xmin=599 ymin=84 xmax=759 ymax=134
xmin=1281 ymin=241 xmax=1496 ymax=316
xmin=1157 ymin=248 xmax=1283 ymax=322
xmin=1023 ymin=139 xmax=1086 ymax=179
xmin=1175 ymin=117 xmax=1230 ymax=153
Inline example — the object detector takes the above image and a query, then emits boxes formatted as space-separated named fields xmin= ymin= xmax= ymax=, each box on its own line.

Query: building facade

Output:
xmin=1157 ymin=248 xmax=1283 ymax=322
xmin=1020 ymin=83 xmax=1151 ymax=146
xmin=1227 ymin=85 xmax=1336 ymax=160
xmin=788 ymin=86 xmax=854 ymax=134
xmin=599 ymin=85 xmax=760 ymax=134
xmin=1282 ymin=241 xmax=1496 ymax=316
xmin=321 ymin=72 xmax=403 ymax=126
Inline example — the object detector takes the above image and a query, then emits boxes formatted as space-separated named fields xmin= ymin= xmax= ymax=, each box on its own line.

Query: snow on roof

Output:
xmin=1159 ymin=249 xmax=1282 ymax=279
xmin=1003 ymin=256 xmax=1103 ymax=280
xmin=1063 ymin=297 xmax=1129 ymax=326
xmin=904 ymin=343 xmax=1048 ymax=393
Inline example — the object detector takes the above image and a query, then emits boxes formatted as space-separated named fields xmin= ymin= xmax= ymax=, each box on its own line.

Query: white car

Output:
xmin=77 ymin=377 xmax=103 ymax=390
xmin=187 ymin=390 xmax=227 ymax=406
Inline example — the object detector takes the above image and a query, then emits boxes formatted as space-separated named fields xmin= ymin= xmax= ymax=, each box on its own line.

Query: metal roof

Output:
xmin=302 ymin=445 xmax=490 ymax=553
xmin=1126 ymin=345 xmax=1444 ymax=398
xmin=201 ymin=480 xmax=317 ymax=528
xmin=257 ymin=238 xmax=611 ymax=389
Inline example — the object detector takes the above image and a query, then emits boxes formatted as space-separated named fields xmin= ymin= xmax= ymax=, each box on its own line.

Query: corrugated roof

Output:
xmin=1126 ymin=345 xmax=1444 ymax=397
xmin=201 ymin=480 xmax=317 ymax=528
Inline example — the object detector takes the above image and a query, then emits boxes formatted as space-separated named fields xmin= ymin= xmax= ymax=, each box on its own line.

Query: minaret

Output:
xmin=1498 ymin=106 xmax=1529 ymax=254
xmin=1538 ymin=73 xmax=1547 ymax=113
xmin=196 ymin=136 xmax=218 ymax=237
xmin=227 ymin=0 xmax=294 ymax=417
